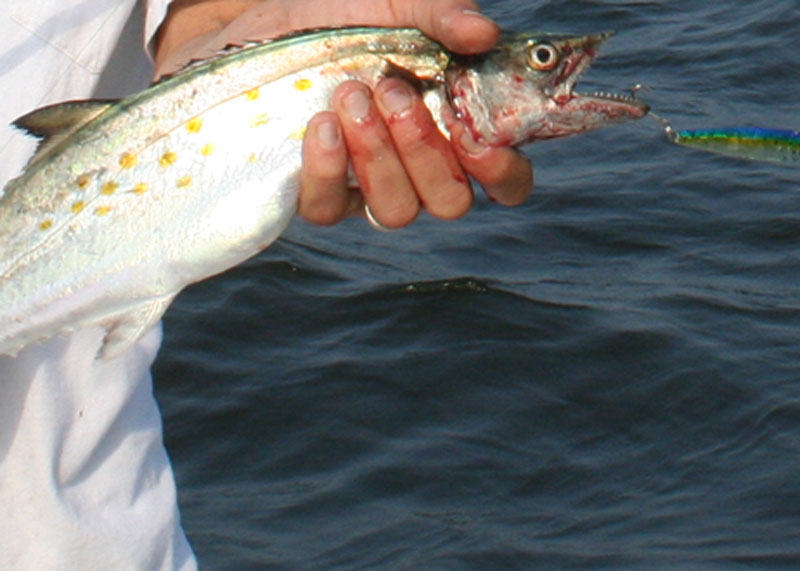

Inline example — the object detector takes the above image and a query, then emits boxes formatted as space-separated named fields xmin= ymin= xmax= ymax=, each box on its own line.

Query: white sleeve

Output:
xmin=0 ymin=326 xmax=197 ymax=570
xmin=1 ymin=3 xmax=197 ymax=568
xmin=0 ymin=0 xmax=196 ymax=571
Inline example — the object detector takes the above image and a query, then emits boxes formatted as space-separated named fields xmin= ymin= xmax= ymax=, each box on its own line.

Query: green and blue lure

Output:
xmin=651 ymin=112 xmax=800 ymax=163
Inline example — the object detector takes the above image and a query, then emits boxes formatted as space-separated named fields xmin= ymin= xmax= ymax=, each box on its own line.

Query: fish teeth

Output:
xmin=586 ymin=90 xmax=636 ymax=102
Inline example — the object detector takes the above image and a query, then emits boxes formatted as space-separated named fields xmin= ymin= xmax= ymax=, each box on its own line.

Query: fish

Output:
xmin=670 ymin=127 xmax=800 ymax=163
xmin=0 ymin=27 xmax=649 ymax=358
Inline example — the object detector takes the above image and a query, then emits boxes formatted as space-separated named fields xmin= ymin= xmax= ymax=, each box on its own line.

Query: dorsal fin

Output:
xmin=153 ymin=40 xmax=268 ymax=85
xmin=152 ymin=26 xmax=390 ymax=85
xmin=13 ymin=100 xmax=117 ymax=167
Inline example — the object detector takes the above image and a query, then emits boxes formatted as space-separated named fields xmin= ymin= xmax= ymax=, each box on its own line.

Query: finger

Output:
xmin=381 ymin=0 xmax=500 ymax=54
xmin=373 ymin=78 xmax=473 ymax=220
xmin=298 ymin=112 xmax=359 ymax=225
xmin=450 ymin=122 xmax=534 ymax=206
xmin=333 ymin=81 xmax=420 ymax=229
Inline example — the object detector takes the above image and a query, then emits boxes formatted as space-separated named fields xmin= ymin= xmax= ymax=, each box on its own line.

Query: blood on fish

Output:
xmin=0 ymin=27 xmax=649 ymax=358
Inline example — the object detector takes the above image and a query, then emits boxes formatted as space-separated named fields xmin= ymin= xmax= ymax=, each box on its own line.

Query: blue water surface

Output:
xmin=153 ymin=1 xmax=800 ymax=568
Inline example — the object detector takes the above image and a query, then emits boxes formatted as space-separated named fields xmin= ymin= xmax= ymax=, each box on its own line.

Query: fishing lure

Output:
xmin=650 ymin=112 xmax=800 ymax=163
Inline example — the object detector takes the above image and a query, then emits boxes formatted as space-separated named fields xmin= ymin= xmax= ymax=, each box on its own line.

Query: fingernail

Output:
xmin=317 ymin=120 xmax=341 ymax=150
xmin=459 ymin=129 xmax=489 ymax=156
xmin=343 ymin=88 xmax=371 ymax=121
xmin=381 ymin=84 xmax=412 ymax=115
xmin=442 ymin=8 xmax=496 ymax=31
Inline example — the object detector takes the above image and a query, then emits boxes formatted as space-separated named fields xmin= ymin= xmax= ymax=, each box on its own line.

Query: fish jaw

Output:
xmin=448 ymin=32 xmax=649 ymax=146
xmin=536 ymin=90 xmax=650 ymax=140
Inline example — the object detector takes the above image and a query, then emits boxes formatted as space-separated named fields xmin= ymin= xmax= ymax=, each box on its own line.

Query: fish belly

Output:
xmin=0 ymin=28 xmax=449 ymax=357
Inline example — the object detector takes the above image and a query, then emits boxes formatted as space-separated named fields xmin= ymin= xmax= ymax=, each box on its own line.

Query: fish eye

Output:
xmin=527 ymin=43 xmax=559 ymax=71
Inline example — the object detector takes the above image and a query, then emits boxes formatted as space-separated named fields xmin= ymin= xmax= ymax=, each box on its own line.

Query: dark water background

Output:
xmin=153 ymin=1 xmax=800 ymax=568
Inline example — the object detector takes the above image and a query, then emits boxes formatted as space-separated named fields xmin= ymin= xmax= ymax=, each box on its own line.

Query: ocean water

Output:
xmin=152 ymin=1 xmax=800 ymax=568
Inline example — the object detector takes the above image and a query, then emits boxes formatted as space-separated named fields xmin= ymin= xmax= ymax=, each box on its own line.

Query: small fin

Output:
xmin=13 ymin=100 xmax=117 ymax=167
xmin=97 ymin=296 xmax=175 ymax=360
xmin=153 ymin=40 xmax=268 ymax=84
xmin=383 ymin=53 xmax=449 ymax=82
xmin=0 ymin=342 xmax=22 ymax=358
xmin=153 ymin=26 xmax=414 ymax=84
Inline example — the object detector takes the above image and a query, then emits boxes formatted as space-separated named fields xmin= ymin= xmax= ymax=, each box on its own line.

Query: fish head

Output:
xmin=447 ymin=32 xmax=649 ymax=146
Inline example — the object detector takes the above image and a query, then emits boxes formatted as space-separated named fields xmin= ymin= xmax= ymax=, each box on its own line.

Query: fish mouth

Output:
xmin=444 ymin=30 xmax=649 ymax=145
xmin=549 ymin=32 xmax=649 ymax=124
xmin=567 ymin=89 xmax=650 ymax=121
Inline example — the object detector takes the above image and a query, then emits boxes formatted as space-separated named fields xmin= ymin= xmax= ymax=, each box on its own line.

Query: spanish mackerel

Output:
xmin=0 ymin=27 xmax=648 ymax=358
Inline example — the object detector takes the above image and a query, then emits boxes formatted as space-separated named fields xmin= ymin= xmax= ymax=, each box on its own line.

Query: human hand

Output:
xmin=155 ymin=0 xmax=533 ymax=229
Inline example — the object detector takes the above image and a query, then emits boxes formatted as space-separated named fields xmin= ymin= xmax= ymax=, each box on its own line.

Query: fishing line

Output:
xmin=630 ymin=86 xmax=800 ymax=164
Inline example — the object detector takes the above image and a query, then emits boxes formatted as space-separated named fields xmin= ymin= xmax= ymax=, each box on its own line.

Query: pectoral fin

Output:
xmin=98 ymin=296 xmax=175 ymax=360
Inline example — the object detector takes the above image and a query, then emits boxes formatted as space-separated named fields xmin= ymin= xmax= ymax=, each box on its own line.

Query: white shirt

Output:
xmin=0 ymin=1 xmax=196 ymax=569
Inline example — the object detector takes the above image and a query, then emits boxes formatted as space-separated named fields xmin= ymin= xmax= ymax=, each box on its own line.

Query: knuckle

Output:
xmin=476 ymin=150 xmax=531 ymax=187
xmin=478 ymin=153 xmax=515 ymax=186
xmin=300 ymin=199 xmax=346 ymax=226
xmin=487 ymin=167 xmax=534 ymax=207
xmin=428 ymin=190 xmax=474 ymax=220
xmin=309 ymin=164 xmax=348 ymax=185
xmin=376 ymin=202 xmax=419 ymax=229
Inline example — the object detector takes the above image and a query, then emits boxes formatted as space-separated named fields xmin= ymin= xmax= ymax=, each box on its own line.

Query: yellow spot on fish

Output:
xmin=294 ymin=78 xmax=312 ymax=91
xmin=251 ymin=113 xmax=270 ymax=128
xmin=159 ymin=151 xmax=177 ymax=168
xmin=76 ymin=174 xmax=90 ymax=189
xmin=177 ymin=175 xmax=192 ymax=188
xmin=95 ymin=206 xmax=112 ymax=216
xmin=200 ymin=143 xmax=215 ymax=156
xmin=246 ymin=88 xmax=260 ymax=100
xmin=101 ymin=181 xmax=118 ymax=195
xmin=290 ymin=125 xmax=307 ymax=141
xmin=119 ymin=152 xmax=138 ymax=169
xmin=186 ymin=117 xmax=203 ymax=134
xmin=71 ymin=201 xmax=85 ymax=214
xmin=39 ymin=220 xmax=53 ymax=231
xmin=132 ymin=182 xmax=149 ymax=195
xmin=248 ymin=152 xmax=258 ymax=163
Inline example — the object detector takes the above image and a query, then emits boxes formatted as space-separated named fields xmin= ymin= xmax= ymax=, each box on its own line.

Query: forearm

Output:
xmin=154 ymin=0 xmax=260 ymax=75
